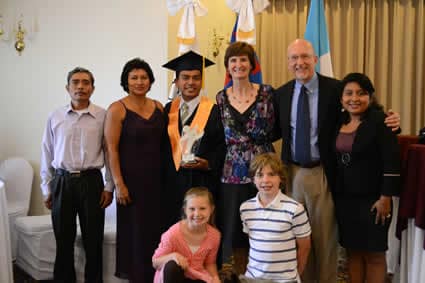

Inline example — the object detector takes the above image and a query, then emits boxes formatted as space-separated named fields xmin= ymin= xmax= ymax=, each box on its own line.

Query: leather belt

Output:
xmin=55 ymin=168 xmax=99 ymax=178
xmin=290 ymin=160 xmax=321 ymax=168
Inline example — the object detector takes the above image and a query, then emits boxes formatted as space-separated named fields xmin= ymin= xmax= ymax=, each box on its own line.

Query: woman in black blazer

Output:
xmin=333 ymin=73 xmax=400 ymax=283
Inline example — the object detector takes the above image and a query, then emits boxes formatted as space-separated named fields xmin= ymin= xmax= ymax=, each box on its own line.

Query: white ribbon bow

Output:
xmin=167 ymin=0 xmax=207 ymax=53
xmin=226 ymin=0 xmax=270 ymax=45
xmin=166 ymin=0 xmax=208 ymax=100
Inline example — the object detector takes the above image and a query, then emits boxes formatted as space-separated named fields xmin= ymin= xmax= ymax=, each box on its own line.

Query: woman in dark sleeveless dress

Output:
xmin=105 ymin=58 xmax=165 ymax=282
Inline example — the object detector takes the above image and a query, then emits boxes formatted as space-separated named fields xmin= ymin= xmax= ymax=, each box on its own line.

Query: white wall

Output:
xmin=0 ymin=0 xmax=168 ymax=215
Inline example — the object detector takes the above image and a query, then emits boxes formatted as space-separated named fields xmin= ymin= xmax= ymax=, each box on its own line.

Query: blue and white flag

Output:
xmin=304 ymin=0 xmax=333 ymax=77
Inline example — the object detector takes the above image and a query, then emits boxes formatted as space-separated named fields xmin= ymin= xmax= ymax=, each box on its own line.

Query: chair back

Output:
xmin=0 ymin=157 xmax=34 ymax=215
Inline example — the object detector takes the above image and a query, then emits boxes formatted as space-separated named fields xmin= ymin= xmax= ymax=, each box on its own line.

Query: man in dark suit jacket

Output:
xmin=274 ymin=39 xmax=401 ymax=283
xmin=274 ymin=39 xmax=339 ymax=283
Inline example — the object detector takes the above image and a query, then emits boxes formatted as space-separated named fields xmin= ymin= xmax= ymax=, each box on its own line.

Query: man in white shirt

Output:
xmin=40 ymin=67 xmax=113 ymax=283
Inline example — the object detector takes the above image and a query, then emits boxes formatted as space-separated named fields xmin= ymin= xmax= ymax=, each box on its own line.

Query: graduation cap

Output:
xmin=163 ymin=51 xmax=215 ymax=93
xmin=162 ymin=50 xmax=215 ymax=74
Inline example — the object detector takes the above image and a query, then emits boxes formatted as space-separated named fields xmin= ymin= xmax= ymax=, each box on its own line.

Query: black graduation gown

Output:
xmin=161 ymin=101 xmax=226 ymax=228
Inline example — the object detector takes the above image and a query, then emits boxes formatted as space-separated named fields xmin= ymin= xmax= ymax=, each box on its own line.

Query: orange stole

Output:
xmin=168 ymin=96 xmax=214 ymax=170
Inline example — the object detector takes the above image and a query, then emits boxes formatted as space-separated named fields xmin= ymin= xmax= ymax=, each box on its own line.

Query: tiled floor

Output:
xmin=13 ymin=253 xmax=391 ymax=283
xmin=337 ymin=246 xmax=349 ymax=282
xmin=219 ymin=247 xmax=350 ymax=282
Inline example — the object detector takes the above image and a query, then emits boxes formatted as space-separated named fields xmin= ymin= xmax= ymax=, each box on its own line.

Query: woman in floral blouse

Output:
xmin=216 ymin=41 xmax=277 ymax=272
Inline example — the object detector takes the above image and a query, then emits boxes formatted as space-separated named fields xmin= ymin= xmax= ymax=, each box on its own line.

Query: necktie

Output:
xmin=294 ymin=85 xmax=312 ymax=165
xmin=180 ymin=103 xmax=189 ymax=124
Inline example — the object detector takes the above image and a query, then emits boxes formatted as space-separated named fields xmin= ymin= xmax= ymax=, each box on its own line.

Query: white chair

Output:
xmin=15 ymin=197 xmax=127 ymax=283
xmin=0 ymin=157 xmax=34 ymax=260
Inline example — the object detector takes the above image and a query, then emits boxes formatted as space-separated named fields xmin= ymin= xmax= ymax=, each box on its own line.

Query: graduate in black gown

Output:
xmin=162 ymin=51 xmax=226 ymax=227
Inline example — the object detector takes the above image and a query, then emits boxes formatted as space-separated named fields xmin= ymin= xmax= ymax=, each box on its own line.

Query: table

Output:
xmin=397 ymin=135 xmax=419 ymax=162
xmin=0 ymin=180 xmax=13 ymax=283
xmin=396 ymin=144 xmax=425 ymax=283
xmin=387 ymin=135 xmax=420 ymax=273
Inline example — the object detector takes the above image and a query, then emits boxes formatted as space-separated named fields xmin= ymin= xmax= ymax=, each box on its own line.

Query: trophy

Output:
xmin=180 ymin=125 xmax=204 ymax=164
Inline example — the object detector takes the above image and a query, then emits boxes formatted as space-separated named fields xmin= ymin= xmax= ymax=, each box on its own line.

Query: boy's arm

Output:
xmin=296 ymin=235 xmax=311 ymax=275
xmin=240 ymin=203 xmax=250 ymax=234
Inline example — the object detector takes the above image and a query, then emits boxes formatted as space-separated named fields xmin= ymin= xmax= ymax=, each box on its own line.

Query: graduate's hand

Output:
xmin=100 ymin=191 xmax=113 ymax=208
xmin=115 ymin=183 xmax=132 ymax=206
xmin=385 ymin=109 xmax=401 ymax=132
xmin=181 ymin=157 xmax=209 ymax=171
xmin=44 ymin=193 xmax=52 ymax=210
xmin=173 ymin=253 xmax=189 ymax=270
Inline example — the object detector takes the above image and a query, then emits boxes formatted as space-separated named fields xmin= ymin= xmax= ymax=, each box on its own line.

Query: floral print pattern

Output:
xmin=216 ymin=84 xmax=276 ymax=184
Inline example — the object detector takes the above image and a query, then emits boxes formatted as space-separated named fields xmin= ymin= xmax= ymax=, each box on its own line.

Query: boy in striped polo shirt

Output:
xmin=240 ymin=153 xmax=311 ymax=283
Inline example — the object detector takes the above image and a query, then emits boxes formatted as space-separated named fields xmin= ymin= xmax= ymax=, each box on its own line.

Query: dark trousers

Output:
xmin=50 ymin=169 xmax=105 ymax=283
xmin=217 ymin=183 xmax=256 ymax=266
xmin=163 ymin=261 xmax=205 ymax=283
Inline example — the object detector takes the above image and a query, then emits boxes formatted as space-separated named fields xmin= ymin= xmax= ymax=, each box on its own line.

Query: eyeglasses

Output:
xmin=288 ymin=54 xmax=313 ymax=63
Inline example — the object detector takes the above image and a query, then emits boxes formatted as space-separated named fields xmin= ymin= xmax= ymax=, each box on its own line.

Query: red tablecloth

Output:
xmin=396 ymin=144 xmax=425 ymax=249
xmin=397 ymin=135 xmax=419 ymax=163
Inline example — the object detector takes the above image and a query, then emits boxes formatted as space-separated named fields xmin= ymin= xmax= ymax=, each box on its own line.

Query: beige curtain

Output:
xmin=256 ymin=0 xmax=425 ymax=134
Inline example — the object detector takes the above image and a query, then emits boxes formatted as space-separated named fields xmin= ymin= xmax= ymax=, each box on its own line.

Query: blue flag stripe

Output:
xmin=304 ymin=0 xmax=333 ymax=76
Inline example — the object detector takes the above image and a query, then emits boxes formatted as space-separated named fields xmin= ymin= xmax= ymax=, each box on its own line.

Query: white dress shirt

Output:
xmin=179 ymin=95 xmax=200 ymax=124
xmin=290 ymin=72 xmax=320 ymax=162
xmin=40 ymin=102 xmax=112 ymax=197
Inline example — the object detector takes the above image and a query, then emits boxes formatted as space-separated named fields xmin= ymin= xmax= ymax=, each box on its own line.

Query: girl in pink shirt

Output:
xmin=152 ymin=187 xmax=221 ymax=283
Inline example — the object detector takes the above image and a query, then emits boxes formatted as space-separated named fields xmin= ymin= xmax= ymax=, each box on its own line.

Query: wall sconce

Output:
xmin=0 ymin=17 xmax=3 ymax=38
xmin=0 ymin=13 xmax=37 ymax=55
xmin=209 ymin=28 xmax=225 ymax=58
xmin=14 ymin=20 xmax=26 ymax=55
